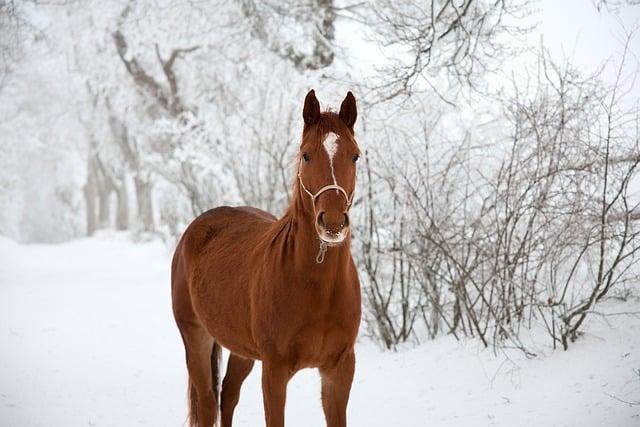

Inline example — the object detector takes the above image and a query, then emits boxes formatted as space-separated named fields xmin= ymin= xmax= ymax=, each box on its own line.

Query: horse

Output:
xmin=171 ymin=89 xmax=362 ymax=427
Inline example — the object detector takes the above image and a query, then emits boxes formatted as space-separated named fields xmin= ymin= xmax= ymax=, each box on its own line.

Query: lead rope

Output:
xmin=316 ymin=240 xmax=328 ymax=264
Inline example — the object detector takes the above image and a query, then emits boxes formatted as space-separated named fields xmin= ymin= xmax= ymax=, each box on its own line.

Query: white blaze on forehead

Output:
xmin=323 ymin=132 xmax=339 ymax=160
xmin=322 ymin=132 xmax=339 ymax=190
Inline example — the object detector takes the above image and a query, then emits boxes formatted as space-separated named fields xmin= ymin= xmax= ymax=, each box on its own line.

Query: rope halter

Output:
xmin=297 ymin=159 xmax=355 ymax=263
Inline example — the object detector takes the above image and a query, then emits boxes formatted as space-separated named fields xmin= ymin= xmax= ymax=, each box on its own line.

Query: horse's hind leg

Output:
xmin=173 ymin=242 xmax=221 ymax=426
xmin=180 ymin=322 xmax=220 ymax=426
xmin=220 ymin=353 xmax=255 ymax=427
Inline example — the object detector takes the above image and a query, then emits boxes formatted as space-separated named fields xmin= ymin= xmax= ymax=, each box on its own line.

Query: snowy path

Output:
xmin=1 ymin=236 xmax=639 ymax=426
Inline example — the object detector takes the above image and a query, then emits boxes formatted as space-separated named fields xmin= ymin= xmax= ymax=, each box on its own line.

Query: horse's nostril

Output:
xmin=317 ymin=212 xmax=326 ymax=227
xmin=343 ymin=213 xmax=350 ymax=228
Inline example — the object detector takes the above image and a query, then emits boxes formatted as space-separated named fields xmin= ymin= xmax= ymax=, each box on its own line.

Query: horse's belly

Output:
xmin=191 ymin=272 xmax=259 ymax=359
xmin=288 ymin=325 xmax=354 ymax=370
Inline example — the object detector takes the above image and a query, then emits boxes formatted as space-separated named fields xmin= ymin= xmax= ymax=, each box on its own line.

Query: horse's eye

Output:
xmin=303 ymin=153 xmax=310 ymax=162
xmin=352 ymin=154 xmax=360 ymax=162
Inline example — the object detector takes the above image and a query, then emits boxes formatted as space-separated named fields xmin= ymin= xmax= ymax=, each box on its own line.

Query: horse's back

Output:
xmin=182 ymin=205 xmax=275 ymax=253
xmin=173 ymin=205 xmax=277 ymax=291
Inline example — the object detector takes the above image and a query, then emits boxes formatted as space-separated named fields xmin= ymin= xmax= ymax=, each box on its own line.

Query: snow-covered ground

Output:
xmin=1 ymin=235 xmax=639 ymax=426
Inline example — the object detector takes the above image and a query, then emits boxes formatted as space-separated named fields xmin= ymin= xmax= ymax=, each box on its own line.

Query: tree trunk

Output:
xmin=83 ymin=159 xmax=99 ymax=236
xmin=114 ymin=178 xmax=129 ymax=230
xmin=135 ymin=174 xmax=154 ymax=232
xmin=98 ymin=185 xmax=112 ymax=229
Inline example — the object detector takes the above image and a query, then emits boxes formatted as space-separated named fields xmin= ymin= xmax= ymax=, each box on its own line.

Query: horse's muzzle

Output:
xmin=316 ymin=211 xmax=349 ymax=245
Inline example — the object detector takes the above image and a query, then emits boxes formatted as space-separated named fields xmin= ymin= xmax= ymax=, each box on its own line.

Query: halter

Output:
xmin=297 ymin=176 xmax=354 ymax=212
xmin=297 ymin=159 xmax=355 ymax=263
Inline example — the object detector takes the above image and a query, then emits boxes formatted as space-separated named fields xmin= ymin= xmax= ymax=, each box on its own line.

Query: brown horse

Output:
xmin=171 ymin=90 xmax=361 ymax=427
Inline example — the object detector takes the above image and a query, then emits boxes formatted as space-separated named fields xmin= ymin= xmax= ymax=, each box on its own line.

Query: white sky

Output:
xmin=338 ymin=1 xmax=640 ymax=99
xmin=526 ymin=0 xmax=640 ymax=83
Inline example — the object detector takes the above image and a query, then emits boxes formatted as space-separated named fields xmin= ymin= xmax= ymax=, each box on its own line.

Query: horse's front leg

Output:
xmin=261 ymin=359 xmax=290 ymax=427
xmin=320 ymin=350 xmax=355 ymax=427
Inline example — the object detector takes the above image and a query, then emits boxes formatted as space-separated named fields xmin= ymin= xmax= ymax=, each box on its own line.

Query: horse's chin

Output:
xmin=317 ymin=228 xmax=349 ymax=246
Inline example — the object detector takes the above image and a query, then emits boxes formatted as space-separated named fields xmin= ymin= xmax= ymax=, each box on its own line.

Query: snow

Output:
xmin=1 ymin=235 xmax=639 ymax=426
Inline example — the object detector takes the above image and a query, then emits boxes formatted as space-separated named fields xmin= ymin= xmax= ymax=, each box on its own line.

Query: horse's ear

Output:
xmin=339 ymin=91 xmax=357 ymax=132
xmin=303 ymin=89 xmax=321 ymax=127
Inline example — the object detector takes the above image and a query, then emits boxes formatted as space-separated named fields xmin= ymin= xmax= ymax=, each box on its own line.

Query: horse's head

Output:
xmin=298 ymin=89 xmax=359 ymax=246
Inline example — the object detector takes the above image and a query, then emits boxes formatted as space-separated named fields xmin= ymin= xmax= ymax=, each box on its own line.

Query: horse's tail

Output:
xmin=187 ymin=378 xmax=198 ymax=426
xmin=211 ymin=341 xmax=222 ymax=418
xmin=186 ymin=341 xmax=222 ymax=426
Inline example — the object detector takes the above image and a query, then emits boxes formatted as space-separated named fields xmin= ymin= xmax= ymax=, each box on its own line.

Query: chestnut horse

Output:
xmin=171 ymin=90 xmax=361 ymax=427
